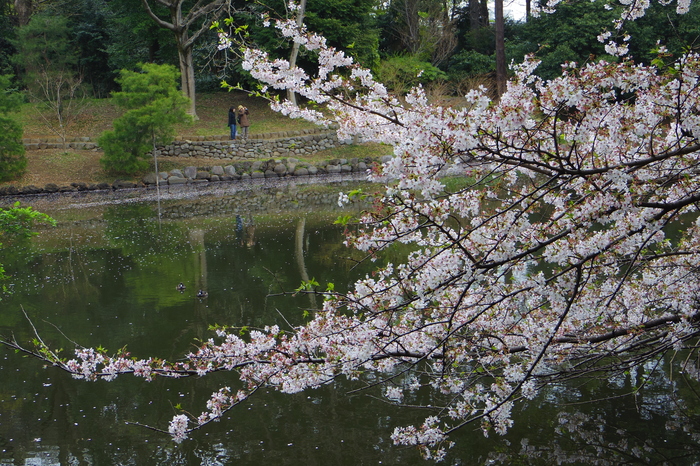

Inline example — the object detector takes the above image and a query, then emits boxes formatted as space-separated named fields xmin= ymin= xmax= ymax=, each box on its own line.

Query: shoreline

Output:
xmin=0 ymin=155 xmax=387 ymax=198
xmin=0 ymin=171 xmax=374 ymax=207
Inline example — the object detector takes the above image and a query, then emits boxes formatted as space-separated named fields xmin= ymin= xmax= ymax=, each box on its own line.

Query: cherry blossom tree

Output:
xmin=4 ymin=0 xmax=700 ymax=460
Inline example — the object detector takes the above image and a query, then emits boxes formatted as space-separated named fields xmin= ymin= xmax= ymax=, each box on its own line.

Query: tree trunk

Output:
xmin=287 ymin=0 xmax=307 ymax=106
xmin=14 ymin=0 xmax=32 ymax=26
xmin=177 ymin=40 xmax=198 ymax=120
xmin=479 ymin=0 xmax=488 ymax=27
xmin=403 ymin=0 xmax=421 ymax=54
xmin=469 ymin=0 xmax=487 ymax=30
xmin=494 ymin=0 xmax=506 ymax=98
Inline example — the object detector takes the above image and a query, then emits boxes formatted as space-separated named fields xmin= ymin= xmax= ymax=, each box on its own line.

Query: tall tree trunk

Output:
xmin=479 ymin=0 xmax=488 ymax=27
xmin=404 ymin=0 xmax=421 ymax=54
xmin=177 ymin=40 xmax=198 ymax=119
xmin=469 ymin=0 xmax=480 ymax=30
xmin=526 ymin=0 xmax=531 ymax=20
xmin=14 ymin=0 xmax=32 ymax=26
xmin=469 ymin=0 xmax=488 ymax=30
xmin=287 ymin=0 xmax=307 ymax=106
xmin=494 ymin=0 xmax=506 ymax=97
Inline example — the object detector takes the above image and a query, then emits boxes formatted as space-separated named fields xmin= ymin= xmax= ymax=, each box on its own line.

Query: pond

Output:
xmin=0 ymin=175 xmax=698 ymax=465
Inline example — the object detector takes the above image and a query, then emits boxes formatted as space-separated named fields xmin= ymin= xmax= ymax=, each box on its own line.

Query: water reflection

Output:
xmin=0 ymin=177 xmax=699 ymax=465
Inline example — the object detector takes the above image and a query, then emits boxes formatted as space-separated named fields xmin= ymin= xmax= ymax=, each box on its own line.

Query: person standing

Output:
xmin=228 ymin=106 xmax=237 ymax=140
xmin=237 ymin=105 xmax=250 ymax=139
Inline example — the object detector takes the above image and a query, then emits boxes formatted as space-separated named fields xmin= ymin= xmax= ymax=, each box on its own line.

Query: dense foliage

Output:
xmin=0 ymin=74 xmax=26 ymax=181
xmin=2 ymin=0 xmax=700 ymax=98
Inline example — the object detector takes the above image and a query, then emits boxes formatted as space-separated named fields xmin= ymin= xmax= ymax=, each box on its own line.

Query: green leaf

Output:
xmin=334 ymin=215 xmax=353 ymax=226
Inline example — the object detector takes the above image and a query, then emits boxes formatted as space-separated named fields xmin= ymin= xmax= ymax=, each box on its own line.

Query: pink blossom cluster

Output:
xmin=231 ymin=10 xmax=700 ymax=457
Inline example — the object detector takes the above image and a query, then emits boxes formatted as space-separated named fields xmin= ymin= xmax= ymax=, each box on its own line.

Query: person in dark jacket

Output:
xmin=228 ymin=107 xmax=237 ymax=140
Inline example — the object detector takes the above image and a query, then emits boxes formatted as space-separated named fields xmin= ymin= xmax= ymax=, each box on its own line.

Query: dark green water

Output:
xmin=0 ymin=177 xmax=698 ymax=465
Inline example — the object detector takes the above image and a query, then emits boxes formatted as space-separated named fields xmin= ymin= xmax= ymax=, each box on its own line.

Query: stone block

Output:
xmin=112 ymin=180 xmax=137 ymax=189
xmin=19 ymin=185 xmax=42 ymax=195
xmin=142 ymin=173 xmax=158 ymax=185
xmin=168 ymin=177 xmax=187 ymax=185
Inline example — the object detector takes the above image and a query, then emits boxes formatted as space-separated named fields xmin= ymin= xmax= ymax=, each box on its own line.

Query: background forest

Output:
xmin=2 ymin=0 xmax=700 ymax=104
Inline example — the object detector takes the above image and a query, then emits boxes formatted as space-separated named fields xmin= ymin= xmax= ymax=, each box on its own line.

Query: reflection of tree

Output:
xmin=481 ymin=364 xmax=700 ymax=464
xmin=103 ymin=203 xmax=196 ymax=310
xmin=295 ymin=217 xmax=316 ymax=309
xmin=245 ymin=223 xmax=256 ymax=249
xmin=189 ymin=229 xmax=207 ymax=293
xmin=104 ymin=204 xmax=182 ymax=257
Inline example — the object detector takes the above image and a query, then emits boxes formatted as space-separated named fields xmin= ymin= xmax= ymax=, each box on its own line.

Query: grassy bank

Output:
xmin=17 ymin=91 xmax=317 ymax=139
xmin=5 ymin=91 xmax=390 ymax=188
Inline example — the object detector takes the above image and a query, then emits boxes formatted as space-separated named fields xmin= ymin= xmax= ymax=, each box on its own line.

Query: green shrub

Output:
xmin=374 ymin=55 xmax=448 ymax=94
xmin=446 ymin=50 xmax=494 ymax=79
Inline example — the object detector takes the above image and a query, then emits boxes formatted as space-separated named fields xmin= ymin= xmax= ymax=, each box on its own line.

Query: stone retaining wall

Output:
xmin=21 ymin=127 xmax=345 ymax=157
xmin=22 ymin=137 xmax=99 ymax=151
xmin=156 ymin=129 xmax=349 ymax=160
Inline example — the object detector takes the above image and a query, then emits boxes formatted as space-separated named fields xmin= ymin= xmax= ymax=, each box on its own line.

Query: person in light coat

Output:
xmin=237 ymin=105 xmax=250 ymax=139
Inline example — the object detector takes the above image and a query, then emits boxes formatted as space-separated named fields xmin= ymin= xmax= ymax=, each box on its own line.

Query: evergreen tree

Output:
xmin=99 ymin=63 xmax=191 ymax=175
